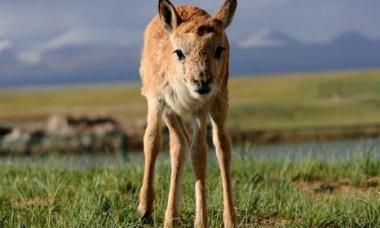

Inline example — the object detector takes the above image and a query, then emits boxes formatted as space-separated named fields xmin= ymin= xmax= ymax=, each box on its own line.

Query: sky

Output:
xmin=0 ymin=0 xmax=379 ymax=65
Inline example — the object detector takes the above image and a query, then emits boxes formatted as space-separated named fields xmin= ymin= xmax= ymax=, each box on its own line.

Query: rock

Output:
xmin=0 ymin=125 xmax=12 ymax=138
xmin=45 ymin=115 xmax=76 ymax=136
xmin=1 ymin=114 xmax=128 ymax=156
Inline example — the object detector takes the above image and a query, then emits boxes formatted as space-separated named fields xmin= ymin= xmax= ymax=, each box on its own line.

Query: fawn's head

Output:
xmin=159 ymin=0 xmax=237 ymax=99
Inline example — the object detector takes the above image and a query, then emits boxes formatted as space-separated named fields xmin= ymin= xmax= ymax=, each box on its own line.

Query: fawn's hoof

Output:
xmin=140 ymin=212 xmax=153 ymax=225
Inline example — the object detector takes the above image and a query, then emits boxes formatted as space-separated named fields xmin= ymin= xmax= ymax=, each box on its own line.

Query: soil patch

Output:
xmin=295 ymin=177 xmax=380 ymax=196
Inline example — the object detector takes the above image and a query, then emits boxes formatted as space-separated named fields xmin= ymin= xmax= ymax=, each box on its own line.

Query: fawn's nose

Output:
xmin=194 ymin=79 xmax=212 ymax=95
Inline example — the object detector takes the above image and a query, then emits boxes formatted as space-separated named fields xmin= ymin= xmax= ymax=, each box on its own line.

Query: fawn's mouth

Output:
xmin=185 ymin=78 xmax=214 ymax=98
xmin=195 ymin=86 xmax=211 ymax=95
xmin=188 ymin=84 xmax=215 ymax=100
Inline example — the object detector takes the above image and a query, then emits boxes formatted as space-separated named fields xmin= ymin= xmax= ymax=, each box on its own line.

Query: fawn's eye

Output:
xmin=215 ymin=46 xmax=225 ymax=59
xmin=174 ymin=49 xmax=186 ymax=61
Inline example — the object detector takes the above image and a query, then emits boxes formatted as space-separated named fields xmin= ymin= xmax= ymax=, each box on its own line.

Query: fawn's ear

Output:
xmin=158 ymin=0 xmax=181 ymax=33
xmin=212 ymin=0 xmax=237 ymax=29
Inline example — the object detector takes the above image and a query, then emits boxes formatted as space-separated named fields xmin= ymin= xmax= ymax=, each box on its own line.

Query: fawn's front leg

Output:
xmin=138 ymin=99 xmax=163 ymax=224
xmin=190 ymin=110 xmax=209 ymax=228
xmin=210 ymin=96 xmax=236 ymax=228
xmin=163 ymin=111 xmax=190 ymax=228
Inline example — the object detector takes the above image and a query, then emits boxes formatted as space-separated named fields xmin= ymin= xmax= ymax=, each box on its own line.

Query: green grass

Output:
xmin=1 ymin=69 xmax=380 ymax=130
xmin=228 ymin=69 xmax=380 ymax=129
xmin=2 ymin=152 xmax=380 ymax=227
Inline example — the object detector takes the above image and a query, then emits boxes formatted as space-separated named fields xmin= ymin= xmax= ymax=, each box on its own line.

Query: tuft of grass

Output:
xmin=2 ymin=152 xmax=380 ymax=227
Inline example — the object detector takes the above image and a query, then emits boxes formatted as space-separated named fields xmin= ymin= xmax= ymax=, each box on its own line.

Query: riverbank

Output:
xmin=2 ymin=114 xmax=380 ymax=155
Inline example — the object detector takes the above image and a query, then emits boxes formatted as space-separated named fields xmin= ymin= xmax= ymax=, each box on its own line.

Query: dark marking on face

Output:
xmin=197 ymin=26 xmax=215 ymax=36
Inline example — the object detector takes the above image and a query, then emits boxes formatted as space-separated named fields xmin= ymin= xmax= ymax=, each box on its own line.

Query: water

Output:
xmin=1 ymin=138 xmax=380 ymax=168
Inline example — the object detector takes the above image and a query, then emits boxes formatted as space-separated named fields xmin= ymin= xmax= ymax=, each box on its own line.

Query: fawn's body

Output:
xmin=138 ymin=0 xmax=237 ymax=227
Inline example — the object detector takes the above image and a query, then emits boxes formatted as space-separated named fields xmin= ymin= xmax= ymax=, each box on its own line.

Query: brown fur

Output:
xmin=138 ymin=1 xmax=237 ymax=227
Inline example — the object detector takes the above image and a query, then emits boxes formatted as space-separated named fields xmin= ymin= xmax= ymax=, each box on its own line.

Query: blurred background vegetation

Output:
xmin=1 ymin=69 xmax=379 ymax=130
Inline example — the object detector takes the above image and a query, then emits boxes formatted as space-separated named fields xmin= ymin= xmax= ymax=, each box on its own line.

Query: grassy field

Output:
xmin=1 ymin=69 xmax=380 ymax=130
xmin=1 ymin=152 xmax=380 ymax=227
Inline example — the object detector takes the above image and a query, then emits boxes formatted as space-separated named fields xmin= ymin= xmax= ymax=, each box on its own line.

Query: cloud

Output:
xmin=241 ymin=0 xmax=295 ymax=8
xmin=16 ymin=30 xmax=88 ymax=65
xmin=1 ymin=0 xmax=380 ymax=66
xmin=238 ymin=28 xmax=286 ymax=48
xmin=44 ymin=30 xmax=88 ymax=50
xmin=16 ymin=52 xmax=41 ymax=65
xmin=43 ymin=28 xmax=140 ymax=50
xmin=15 ymin=28 xmax=141 ymax=65
xmin=0 ymin=39 xmax=12 ymax=52
xmin=0 ymin=0 xmax=379 ymax=47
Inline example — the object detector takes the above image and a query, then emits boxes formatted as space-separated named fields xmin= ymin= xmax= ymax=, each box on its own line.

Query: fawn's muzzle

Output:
xmin=195 ymin=80 xmax=212 ymax=95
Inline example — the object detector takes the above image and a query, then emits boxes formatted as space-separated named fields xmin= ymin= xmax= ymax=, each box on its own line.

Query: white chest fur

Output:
xmin=163 ymin=80 xmax=205 ymax=116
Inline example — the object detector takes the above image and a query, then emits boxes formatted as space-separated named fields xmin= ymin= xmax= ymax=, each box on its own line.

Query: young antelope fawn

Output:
xmin=138 ymin=0 xmax=237 ymax=227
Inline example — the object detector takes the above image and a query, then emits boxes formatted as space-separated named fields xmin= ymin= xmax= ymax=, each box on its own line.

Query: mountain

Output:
xmin=331 ymin=32 xmax=374 ymax=46
xmin=0 ymin=45 xmax=141 ymax=87
xmin=237 ymin=29 xmax=300 ymax=48
xmin=0 ymin=31 xmax=379 ymax=87
xmin=230 ymin=31 xmax=380 ymax=75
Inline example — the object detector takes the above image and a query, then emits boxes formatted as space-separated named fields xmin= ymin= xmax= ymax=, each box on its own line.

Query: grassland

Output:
xmin=2 ymin=152 xmax=380 ymax=227
xmin=1 ymin=69 xmax=380 ymax=130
